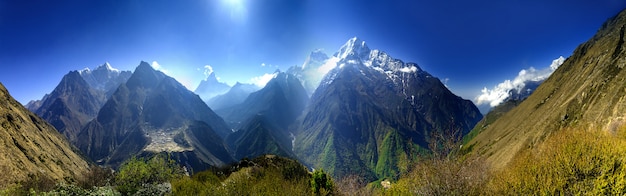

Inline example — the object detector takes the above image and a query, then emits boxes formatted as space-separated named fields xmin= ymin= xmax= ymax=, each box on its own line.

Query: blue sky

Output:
xmin=1 ymin=0 xmax=625 ymax=106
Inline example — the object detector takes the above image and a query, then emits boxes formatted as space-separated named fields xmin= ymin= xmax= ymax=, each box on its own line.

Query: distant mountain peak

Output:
xmin=207 ymin=71 xmax=217 ymax=79
xmin=194 ymin=70 xmax=231 ymax=101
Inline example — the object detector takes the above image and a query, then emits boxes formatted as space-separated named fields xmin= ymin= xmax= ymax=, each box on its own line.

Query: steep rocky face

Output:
xmin=294 ymin=37 xmax=482 ymax=180
xmin=206 ymin=82 xmax=259 ymax=111
xmin=0 ymin=82 xmax=89 ymax=187
xmin=76 ymin=61 xmax=233 ymax=170
xmin=34 ymin=71 xmax=106 ymax=142
xmin=194 ymin=72 xmax=231 ymax=101
xmin=467 ymin=8 xmax=626 ymax=170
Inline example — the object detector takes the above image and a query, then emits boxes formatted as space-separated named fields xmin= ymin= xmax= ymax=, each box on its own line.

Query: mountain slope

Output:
xmin=0 ymin=82 xmax=89 ymax=187
xmin=33 ymin=71 xmax=106 ymax=142
xmin=295 ymin=37 xmax=482 ymax=180
xmin=76 ymin=61 xmax=233 ymax=170
xmin=466 ymin=8 xmax=626 ymax=170
xmin=218 ymin=72 xmax=308 ymax=160
xmin=225 ymin=114 xmax=294 ymax=160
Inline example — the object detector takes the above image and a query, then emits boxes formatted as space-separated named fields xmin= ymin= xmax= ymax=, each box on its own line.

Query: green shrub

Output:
xmin=114 ymin=154 xmax=183 ymax=195
xmin=311 ymin=169 xmax=333 ymax=195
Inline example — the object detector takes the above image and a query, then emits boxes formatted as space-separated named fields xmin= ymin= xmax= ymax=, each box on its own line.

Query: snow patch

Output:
xmin=398 ymin=66 xmax=418 ymax=73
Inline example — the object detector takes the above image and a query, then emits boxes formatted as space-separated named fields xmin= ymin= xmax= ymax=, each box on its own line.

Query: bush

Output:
xmin=115 ymin=154 xmax=184 ymax=195
xmin=171 ymin=155 xmax=319 ymax=196
xmin=79 ymin=165 xmax=115 ymax=189
xmin=385 ymin=156 xmax=488 ymax=196
xmin=18 ymin=173 xmax=56 ymax=194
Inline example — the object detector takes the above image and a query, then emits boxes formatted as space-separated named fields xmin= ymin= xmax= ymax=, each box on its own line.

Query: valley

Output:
xmin=1 ymin=2 xmax=625 ymax=195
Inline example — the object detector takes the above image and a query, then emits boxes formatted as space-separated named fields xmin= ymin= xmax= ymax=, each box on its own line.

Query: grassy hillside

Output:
xmin=466 ymin=8 xmax=626 ymax=170
xmin=383 ymin=125 xmax=626 ymax=195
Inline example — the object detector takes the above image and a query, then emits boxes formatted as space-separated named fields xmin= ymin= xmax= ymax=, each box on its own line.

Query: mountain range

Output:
xmin=18 ymin=37 xmax=482 ymax=181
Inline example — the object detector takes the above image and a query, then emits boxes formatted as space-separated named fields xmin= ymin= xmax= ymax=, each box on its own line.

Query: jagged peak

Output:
xmin=136 ymin=61 xmax=155 ymax=72
xmin=205 ymin=72 xmax=218 ymax=81
xmin=334 ymin=36 xmax=370 ymax=59
xmin=96 ymin=62 xmax=119 ymax=72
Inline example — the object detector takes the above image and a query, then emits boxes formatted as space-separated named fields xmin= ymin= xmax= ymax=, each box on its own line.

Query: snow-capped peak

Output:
xmin=334 ymin=37 xmax=370 ymax=59
xmin=97 ymin=62 xmax=119 ymax=72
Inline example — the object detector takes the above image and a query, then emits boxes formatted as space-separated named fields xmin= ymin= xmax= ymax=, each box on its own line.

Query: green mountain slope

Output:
xmin=295 ymin=38 xmax=482 ymax=180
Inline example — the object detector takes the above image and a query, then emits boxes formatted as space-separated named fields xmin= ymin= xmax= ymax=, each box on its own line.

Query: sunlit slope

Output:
xmin=0 ymin=83 xmax=89 ymax=187
xmin=467 ymin=8 xmax=626 ymax=170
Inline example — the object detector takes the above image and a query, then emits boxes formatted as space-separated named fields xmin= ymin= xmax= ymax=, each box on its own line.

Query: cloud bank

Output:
xmin=203 ymin=65 xmax=214 ymax=79
xmin=250 ymin=73 xmax=277 ymax=87
xmin=475 ymin=56 xmax=565 ymax=107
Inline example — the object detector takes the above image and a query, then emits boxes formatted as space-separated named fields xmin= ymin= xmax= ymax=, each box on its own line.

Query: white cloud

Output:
xmin=250 ymin=73 xmax=277 ymax=87
xmin=441 ymin=78 xmax=450 ymax=87
xmin=151 ymin=61 xmax=169 ymax=74
xmin=316 ymin=57 xmax=339 ymax=76
xmin=261 ymin=63 xmax=266 ymax=67
xmin=203 ymin=65 xmax=214 ymax=79
xmin=475 ymin=56 xmax=565 ymax=107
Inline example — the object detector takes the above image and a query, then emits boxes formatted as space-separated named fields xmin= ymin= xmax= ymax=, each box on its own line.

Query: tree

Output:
xmin=311 ymin=169 xmax=334 ymax=195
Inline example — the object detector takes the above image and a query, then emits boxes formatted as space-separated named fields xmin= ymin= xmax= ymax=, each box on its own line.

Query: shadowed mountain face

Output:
xmin=219 ymin=72 xmax=309 ymax=160
xmin=225 ymin=114 xmax=295 ymax=160
xmin=0 ymin=82 xmax=89 ymax=187
xmin=33 ymin=71 xmax=106 ymax=142
xmin=467 ymin=8 xmax=626 ymax=170
xmin=294 ymin=37 xmax=482 ymax=180
xmin=76 ymin=61 xmax=233 ymax=170
xmin=218 ymin=72 xmax=309 ymax=130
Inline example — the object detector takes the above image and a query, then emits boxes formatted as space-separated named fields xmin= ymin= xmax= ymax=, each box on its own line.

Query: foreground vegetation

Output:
xmin=5 ymin=126 xmax=626 ymax=195
xmin=0 ymin=154 xmax=335 ymax=196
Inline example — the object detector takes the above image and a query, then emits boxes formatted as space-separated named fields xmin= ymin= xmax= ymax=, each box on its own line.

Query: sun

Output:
xmin=221 ymin=0 xmax=247 ymax=23
xmin=223 ymin=0 xmax=243 ymax=7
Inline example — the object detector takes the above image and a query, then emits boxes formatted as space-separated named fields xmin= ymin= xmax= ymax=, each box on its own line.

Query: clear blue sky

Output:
xmin=1 ymin=0 xmax=625 ymax=104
